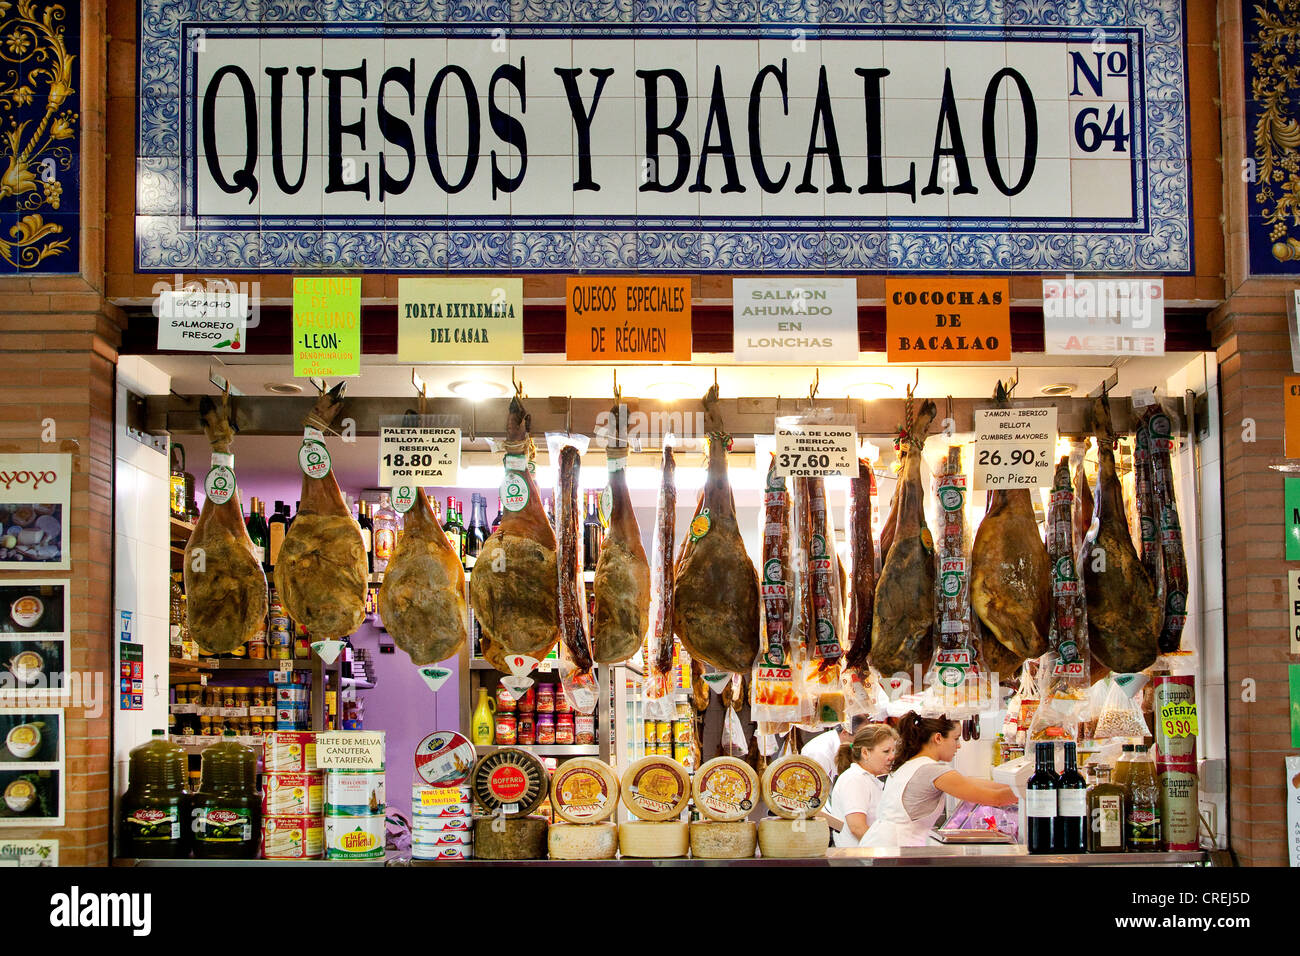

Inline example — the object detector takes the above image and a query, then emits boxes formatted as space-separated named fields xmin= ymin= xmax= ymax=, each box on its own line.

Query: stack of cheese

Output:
xmin=690 ymin=757 xmax=760 ymax=859
xmin=548 ymin=758 xmax=620 ymax=859
xmin=470 ymin=748 xmax=551 ymax=860
xmin=758 ymin=754 xmax=831 ymax=858
xmin=618 ymin=755 xmax=692 ymax=858
xmin=411 ymin=731 xmax=476 ymax=861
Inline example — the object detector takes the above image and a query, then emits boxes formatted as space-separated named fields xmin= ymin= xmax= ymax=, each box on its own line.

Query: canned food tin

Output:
xmin=574 ymin=713 xmax=595 ymax=745
xmin=324 ymin=814 xmax=385 ymax=861
xmin=223 ymin=689 xmax=237 ymax=709
xmin=262 ymin=772 xmax=324 ymax=816
xmin=536 ymin=713 xmax=555 ymax=744
xmin=412 ymin=783 xmax=473 ymax=802
xmin=555 ymin=714 xmax=575 ymax=745
xmin=412 ymin=828 xmax=473 ymax=846
xmin=656 ymin=721 xmax=672 ymax=744
xmin=263 ymin=732 xmax=318 ymax=772
xmin=324 ymin=770 xmax=386 ymax=816
xmin=517 ymin=713 xmax=535 ymax=745
xmin=410 ymin=815 xmax=472 ymax=832
xmin=411 ymin=800 xmax=473 ymax=819
xmin=411 ymin=843 xmax=472 ymax=861
xmin=261 ymin=816 xmax=324 ymax=860
xmin=495 ymin=713 xmax=517 ymax=746
xmin=535 ymin=683 xmax=555 ymax=713
xmin=673 ymin=744 xmax=694 ymax=769
xmin=672 ymin=720 xmax=691 ymax=744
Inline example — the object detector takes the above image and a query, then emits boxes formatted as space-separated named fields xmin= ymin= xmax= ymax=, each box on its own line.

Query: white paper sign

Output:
xmin=315 ymin=731 xmax=386 ymax=770
xmin=505 ymin=655 xmax=539 ymax=679
xmin=156 ymin=290 xmax=249 ymax=352
xmin=1290 ymin=572 xmax=1300 ymax=657
xmin=417 ymin=666 xmax=454 ymax=693
xmin=733 ymin=278 xmax=859 ymax=363
xmin=973 ymin=406 xmax=1058 ymax=490
xmin=773 ymin=425 xmax=858 ymax=478
xmin=1042 ymin=277 xmax=1165 ymax=356
xmin=379 ymin=427 xmax=460 ymax=485
xmin=0 ymin=839 xmax=58 ymax=867
xmin=1288 ymin=755 xmax=1300 ymax=868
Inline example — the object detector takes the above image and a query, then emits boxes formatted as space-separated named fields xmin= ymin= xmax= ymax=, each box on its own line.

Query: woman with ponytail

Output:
xmin=824 ymin=724 xmax=899 ymax=847
xmin=860 ymin=711 xmax=1018 ymax=848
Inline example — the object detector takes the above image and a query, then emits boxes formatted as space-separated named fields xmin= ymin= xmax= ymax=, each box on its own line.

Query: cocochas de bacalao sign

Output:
xmin=136 ymin=0 xmax=1192 ymax=274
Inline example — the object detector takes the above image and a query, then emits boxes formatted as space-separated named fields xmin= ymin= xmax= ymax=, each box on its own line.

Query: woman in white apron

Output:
xmin=861 ymin=712 xmax=1018 ymax=848
xmin=824 ymin=723 xmax=900 ymax=847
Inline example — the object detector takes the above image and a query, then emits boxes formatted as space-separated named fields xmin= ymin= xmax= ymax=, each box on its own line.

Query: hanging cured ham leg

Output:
xmin=592 ymin=403 xmax=651 ymax=664
xmin=672 ymin=386 xmax=761 ymax=675
xmin=274 ymin=383 xmax=367 ymax=640
xmin=470 ymin=393 xmax=560 ymax=672
xmin=184 ymin=394 xmax=269 ymax=653
xmin=969 ymin=382 xmax=1052 ymax=675
xmin=378 ymin=486 xmax=467 ymax=665
xmin=1081 ymin=394 xmax=1161 ymax=674
xmin=870 ymin=395 xmax=937 ymax=678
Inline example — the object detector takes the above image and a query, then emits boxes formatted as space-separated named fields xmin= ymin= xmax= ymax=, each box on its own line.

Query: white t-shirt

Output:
xmin=828 ymin=764 xmax=884 ymax=848
xmin=801 ymin=729 xmax=843 ymax=780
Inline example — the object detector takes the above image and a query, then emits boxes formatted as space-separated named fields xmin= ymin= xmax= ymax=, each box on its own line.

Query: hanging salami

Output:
xmin=1147 ymin=405 xmax=1189 ymax=654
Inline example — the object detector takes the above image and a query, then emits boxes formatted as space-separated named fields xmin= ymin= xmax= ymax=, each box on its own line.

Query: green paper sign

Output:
xmin=1288 ymin=479 xmax=1300 ymax=561
xmin=293 ymin=276 xmax=361 ymax=377
xmin=1291 ymin=664 xmax=1300 ymax=749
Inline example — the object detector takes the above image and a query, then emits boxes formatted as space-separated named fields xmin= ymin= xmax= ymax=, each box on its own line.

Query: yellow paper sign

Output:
xmin=1158 ymin=701 xmax=1198 ymax=739
xmin=398 ymin=277 xmax=523 ymax=362
xmin=293 ymin=276 xmax=361 ymax=377
xmin=420 ymin=787 xmax=464 ymax=806
xmin=885 ymin=278 xmax=1010 ymax=362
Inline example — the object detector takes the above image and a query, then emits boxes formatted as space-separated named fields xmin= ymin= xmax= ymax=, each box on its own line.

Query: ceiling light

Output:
xmin=449 ymin=380 xmax=508 ymax=400
xmin=1040 ymin=383 xmax=1076 ymax=396
xmin=644 ymin=381 xmax=696 ymax=401
xmin=845 ymin=382 xmax=895 ymax=400
xmin=264 ymin=382 xmax=303 ymax=395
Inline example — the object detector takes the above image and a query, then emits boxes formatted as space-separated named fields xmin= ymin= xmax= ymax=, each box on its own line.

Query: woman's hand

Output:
xmin=934 ymin=771 xmax=1019 ymax=806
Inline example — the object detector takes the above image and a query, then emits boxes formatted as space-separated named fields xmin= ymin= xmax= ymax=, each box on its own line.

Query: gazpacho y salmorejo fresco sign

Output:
xmin=136 ymin=0 xmax=1192 ymax=274
xmin=0 ymin=455 xmax=70 ymax=572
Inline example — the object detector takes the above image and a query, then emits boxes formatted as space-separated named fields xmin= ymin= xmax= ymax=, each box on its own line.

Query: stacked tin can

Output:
xmin=259 ymin=731 xmax=323 ymax=860
xmin=411 ymin=781 xmax=473 ymax=860
xmin=324 ymin=758 xmax=387 ymax=862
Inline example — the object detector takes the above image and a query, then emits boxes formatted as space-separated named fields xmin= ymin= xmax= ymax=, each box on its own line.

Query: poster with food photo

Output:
xmin=0 ymin=582 xmax=68 ymax=696
xmin=0 ymin=710 xmax=62 ymax=766
xmin=0 ymin=454 xmax=71 ymax=571
xmin=0 ymin=768 xmax=62 ymax=827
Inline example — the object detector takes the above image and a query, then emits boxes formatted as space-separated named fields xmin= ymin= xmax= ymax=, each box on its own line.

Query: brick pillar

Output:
xmin=0 ymin=3 xmax=117 ymax=865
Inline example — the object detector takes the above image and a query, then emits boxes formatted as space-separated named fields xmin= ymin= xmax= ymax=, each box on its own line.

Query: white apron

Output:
xmin=860 ymin=756 xmax=947 ymax=848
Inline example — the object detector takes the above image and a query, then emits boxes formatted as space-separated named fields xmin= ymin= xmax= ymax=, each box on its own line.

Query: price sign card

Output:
xmin=773 ymin=425 xmax=858 ymax=478
xmin=379 ymin=427 xmax=460 ymax=484
xmin=973 ymin=406 xmax=1057 ymax=490
xmin=316 ymin=731 xmax=386 ymax=771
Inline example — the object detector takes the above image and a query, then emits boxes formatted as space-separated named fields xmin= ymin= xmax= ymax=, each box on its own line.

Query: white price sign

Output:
xmin=773 ymin=425 xmax=858 ymax=478
xmin=315 ymin=731 xmax=386 ymax=771
xmin=973 ymin=406 xmax=1057 ymax=490
xmin=379 ymin=427 xmax=460 ymax=485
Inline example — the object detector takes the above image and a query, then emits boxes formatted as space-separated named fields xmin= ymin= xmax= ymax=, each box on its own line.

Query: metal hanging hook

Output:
xmin=808 ymin=368 xmax=820 ymax=408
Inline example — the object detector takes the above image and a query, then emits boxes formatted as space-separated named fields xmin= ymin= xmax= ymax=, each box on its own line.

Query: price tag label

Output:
xmin=278 ymin=659 xmax=294 ymax=674
xmin=1159 ymin=701 xmax=1198 ymax=738
xmin=379 ymin=427 xmax=460 ymax=485
xmin=773 ymin=425 xmax=858 ymax=478
xmin=316 ymin=731 xmax=386 ymax=770
xmin=973 ymin=406 xmax=1057 ymax=490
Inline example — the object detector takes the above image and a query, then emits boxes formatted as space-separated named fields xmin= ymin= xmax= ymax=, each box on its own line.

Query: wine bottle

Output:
xmin=268 ymin=500 xmax=288 ymax=570
xmin=1057 ymin=741 xmax=1087 ymax=853
xmin=443 ymin=496 xmax=463 ymax=559
xmin=491 ymin=496 xmax=503 ymax=533
xmin=372 ymin=492 xmax=399 ymax=574
xmin=1026 ymin=741 xmax=1060 ymax=854
xmin=456 ymin=499 xmax=468 ymax=566
xmin=465 ymin=493 xmax=489 ymax=569
xmin=246 ymin=497 xmax=269 ymax=571
xmin=583 ymin=490 xmax=602 ymax=571
xmin=357 ymin=501 xmax=373 ymax=574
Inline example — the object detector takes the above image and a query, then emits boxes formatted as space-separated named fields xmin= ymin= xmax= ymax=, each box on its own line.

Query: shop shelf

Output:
xmin=169 ymin=516 xmax=195 ymax=541
xmin=217 ymin=657 xmax=315 ymax=670
xmin=472 ymin=744 xmax=600 ymax=756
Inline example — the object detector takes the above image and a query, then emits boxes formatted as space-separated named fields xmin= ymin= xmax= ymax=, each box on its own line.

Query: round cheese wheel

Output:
xmin=550 ymin=757 xmax=620 ymax=825
xmin=761 ymin=755 xmax=831 ymax=820
xmin=470 ymin=748 xmax=549 ymax=817
xmin=473 ymin=815 xmax=548 ymax=860
xmin=692 ymin=757 xmax=760 ymax=822
xmin=548 ymin=821 xmax=619 ymax=860
xmin=619 ymin=756 xmax=692 ymax=822
xmin=617 ymin=820 xmax=689 ymax=858
xmin=757 ymin=816 xmax=829 ymax=859
xmin=689 ymin=820 xmax=758 ymax=859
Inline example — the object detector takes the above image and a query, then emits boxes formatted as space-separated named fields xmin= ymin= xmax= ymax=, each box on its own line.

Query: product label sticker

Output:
xmin=392 ymin=485 xmax=415 ymax=513
xmin=203 ymin=465 xmax=235 ymax=505
xmin=501 ymin=473 xmax=529 ymax=513
xmin=379 ymin=426 xmax=460 ymax=485
xmin=701 ymin=671 xmax=731 ymax=694
xmin=607 ymin=455 xmax=628 ymax=472
xmin=503 ymin=454 xmax=527 ymax=473
xmin=773 ymin=425 xmax=858 ymax=478
xmin=418 ymin=667 xmax=454 ymax=694
xmin=599 ymin=486 xmax=613 ymax=525
xmin=299 ymin=441 xmax=331 ymax=479
xmin=420 ymin=787 xmax=463 ymax=806
xmin=689 ymin=509 xmax=711 ymax=542
xmin=1158 ymin=701 xmax=1198 ymax=738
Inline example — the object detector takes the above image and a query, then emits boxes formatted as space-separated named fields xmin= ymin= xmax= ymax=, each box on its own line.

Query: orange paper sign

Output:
xmin=566 ymin=277 xmax=692 ymax=361
xmin=885 ymin=278 xmax=1011 ymax=362
xmin=1287 ymin=376 xmax=1300 ymax=460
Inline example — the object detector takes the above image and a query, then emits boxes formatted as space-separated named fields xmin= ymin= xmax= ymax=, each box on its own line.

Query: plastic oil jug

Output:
xmin=120 ymin=730 xmax=188 ymax=859
xmin=471 ymin=687 xmax=496 ymax=745
xmin=190 ymin=731 xmax=259 ymax=859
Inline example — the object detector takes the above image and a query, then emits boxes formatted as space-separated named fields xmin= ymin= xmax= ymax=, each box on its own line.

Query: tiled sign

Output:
xmin=1244 ymin=1 xmax=1300 ymax=276
xmin=137 ymin=0 xmax=1191 ymax=274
